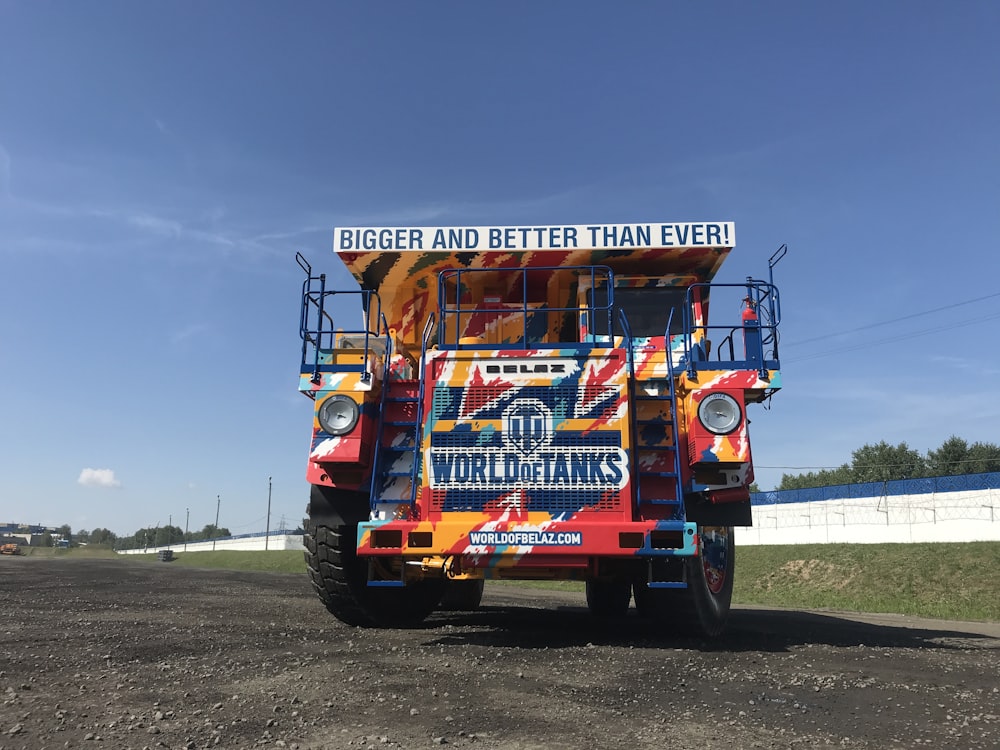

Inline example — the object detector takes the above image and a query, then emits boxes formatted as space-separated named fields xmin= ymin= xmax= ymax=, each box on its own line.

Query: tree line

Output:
xmin=777 ymin=435 xmax=1000 ymax=491
xmin=41 ymin=524 xmax=232 ymax=549
xmin=114 ymin=524 xmax=233 ymax=549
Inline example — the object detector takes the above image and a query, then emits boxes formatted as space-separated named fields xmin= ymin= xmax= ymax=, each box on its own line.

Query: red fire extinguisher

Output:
xmin=742 ymin=295 xmax=761 ymax=363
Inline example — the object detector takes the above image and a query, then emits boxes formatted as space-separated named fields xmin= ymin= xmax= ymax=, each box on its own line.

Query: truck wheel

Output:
xmin=586 ymin=579 xmax=632 ymax=617
xmin=632 ymin=526 xmax=735 ymax=638
xmin=439 ymin=579 xmax=485 ymax=611
xmin=304 ymin=518 xmax=444 ymax=628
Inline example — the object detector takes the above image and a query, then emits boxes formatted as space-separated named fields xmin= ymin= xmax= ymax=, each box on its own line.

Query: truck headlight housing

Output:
xmin=697 ymin=392 xmax=741 ymax=435
xmin=318 ymin=395 xmax=360 ymax=436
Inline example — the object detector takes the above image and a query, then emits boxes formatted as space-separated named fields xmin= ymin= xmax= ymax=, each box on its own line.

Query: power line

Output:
xmin=759 ymin=456 xmax=1000 ymax=471
xmin=784 ymin=290 xmax=1000 ymax=349
xmin=787 ymin=309 xmax=1000 ymax=363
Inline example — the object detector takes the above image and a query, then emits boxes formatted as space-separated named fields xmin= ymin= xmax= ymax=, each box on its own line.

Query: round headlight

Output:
xmin=318 ymin=395 xmax=360 ymax=436
xmin=697 ymin=392 xmax=741 ymax=435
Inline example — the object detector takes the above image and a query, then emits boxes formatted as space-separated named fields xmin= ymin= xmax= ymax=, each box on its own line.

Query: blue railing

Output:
xmin=436 ymin=265 xmax=615 ymax=349
xmin=682 ymin=278 xmax=781 ymax=378
xmin=752 ymin=472 xmax=1000 ymax=506
xmin=297 ymin=252 xmax=386 ymax=384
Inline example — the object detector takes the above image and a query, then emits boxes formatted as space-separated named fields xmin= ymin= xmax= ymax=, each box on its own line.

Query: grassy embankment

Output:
xmin=21 ymin=545 xmax=119 ymax=559
xmin=34 ymin=542 xmax=1000 ymax=622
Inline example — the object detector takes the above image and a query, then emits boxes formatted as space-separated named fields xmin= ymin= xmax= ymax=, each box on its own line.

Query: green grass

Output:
xmin=133 ymin=549 xmax=306 ymax=573
xmin=487 ymin=543 xmax=1000 ymax=622
xmin=733 ymin=542 xmax=1000 ymax=622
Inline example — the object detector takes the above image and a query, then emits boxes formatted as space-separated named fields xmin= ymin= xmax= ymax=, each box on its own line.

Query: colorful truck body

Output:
xmin=299 ymin=221 xmax=784 ymax=635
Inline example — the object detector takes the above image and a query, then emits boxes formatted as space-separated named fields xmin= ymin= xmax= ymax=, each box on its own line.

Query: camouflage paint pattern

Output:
xmin=300 ymin=225 xmax=779 ymax=574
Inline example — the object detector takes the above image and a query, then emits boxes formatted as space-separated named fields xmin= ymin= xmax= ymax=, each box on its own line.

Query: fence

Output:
xmin=738 ymin=472 xmax=1000 ymax=545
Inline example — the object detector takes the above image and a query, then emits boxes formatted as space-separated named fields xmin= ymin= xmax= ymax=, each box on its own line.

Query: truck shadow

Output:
xmin=422 ymin=604 xmax=1000 ymax=653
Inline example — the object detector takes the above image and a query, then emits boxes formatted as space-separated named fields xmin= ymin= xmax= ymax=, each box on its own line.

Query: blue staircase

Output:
xmin=374 ymin=379 xmax=422 ymax=510
xmin=623 ymin=312 xmax=689 ymax=590
xmin=624 ymin=315 xmax=685 ymax=521
xmin=370 ymin=317 xmax=436 ymax=515
xmin=633 ymin=377 xmax=683 ymax=517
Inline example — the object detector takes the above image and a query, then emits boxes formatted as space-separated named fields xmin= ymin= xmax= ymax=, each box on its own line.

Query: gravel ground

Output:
xmin=2 ymin=556 xmax=998 ymax=750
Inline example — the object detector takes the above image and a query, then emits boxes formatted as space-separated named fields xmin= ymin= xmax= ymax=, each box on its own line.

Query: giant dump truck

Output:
xmin=298 ymin=221 xmax=784 ymax=636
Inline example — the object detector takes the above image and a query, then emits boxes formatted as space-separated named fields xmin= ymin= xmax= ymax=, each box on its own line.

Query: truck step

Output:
xmin=366 ymin=580 xmax=405 ymax=588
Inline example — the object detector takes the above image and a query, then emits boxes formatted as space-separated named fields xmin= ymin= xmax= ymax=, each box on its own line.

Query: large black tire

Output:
xmin=585 ymin=579 xmax=632 ymax=617
xmin=632 ymin=526 xmax=735 ymax=638
xmin=303 ymin=488 xmax=444 ymax=627
xmin=438 ymin=579 xmax=485 ymax=611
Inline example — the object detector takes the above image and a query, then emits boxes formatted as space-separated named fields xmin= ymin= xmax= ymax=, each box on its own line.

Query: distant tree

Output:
xmin=76 ymin=529 xmax=91 ymax=544
xmin=89 ymin=528 xmax=117 ymax=545
xmin=776 ymin=436 xmax=999 ymax=491
xmin=154 ymin=525 xmax=185 ymax=547
xmin=966 ymin=441 xmax=1000 ymax=474
xmin=777 ymin=464 xmax=851 ymax=491
xmin=56 ymin=524 xmax=72 ymax=542
xmin=778 ymin=471 xmax=814 ymax=491
xmin=927 ymin=435 xmax=969 ymax=477
xmin=39 ymin=532 xmax=53 ymax=547
xmin=851 ymin=441 xmax=926 ymax=483
xmin=748 ymin=482 xmax=761 ymax=494
xmin=135 ymin=527 xmax=158 ymax=549
xmin=198 ymin=524 xmax=230 ymax=540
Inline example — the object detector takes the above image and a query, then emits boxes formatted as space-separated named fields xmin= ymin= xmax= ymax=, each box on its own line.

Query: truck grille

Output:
xmin=426 ymin=384 xmax=627 ymax=513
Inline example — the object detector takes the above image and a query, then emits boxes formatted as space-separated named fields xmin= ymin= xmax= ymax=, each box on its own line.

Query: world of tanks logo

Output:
xmin=427 ymin=397 xmax=628 ymax=490
xmin=503 ymin=399 xmax=552 ymax=457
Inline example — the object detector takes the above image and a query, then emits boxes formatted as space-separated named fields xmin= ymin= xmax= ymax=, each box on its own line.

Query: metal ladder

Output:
xmin=370 ymin=315 xmax=435 ymax=514
xmin=625 ymin=312 xmax=685 ymax=519
xmin=632 ymin=376 xmax=683 ymax=516
xmin=625 ymin=311 xmax=688 ymax=590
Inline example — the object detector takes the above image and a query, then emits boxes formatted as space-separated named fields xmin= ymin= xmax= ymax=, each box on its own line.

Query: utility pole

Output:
xmin=213 ymin=495 xmax=221 ymax=551
xmin=265 ymin=476 xmax=272 ymax=551
xmin=184 ymin=508 xmax=189 ymax=552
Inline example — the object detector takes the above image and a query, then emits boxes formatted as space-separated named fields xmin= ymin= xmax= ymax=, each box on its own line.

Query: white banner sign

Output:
xmin=335 ymin=222 xmax=734 ymax=253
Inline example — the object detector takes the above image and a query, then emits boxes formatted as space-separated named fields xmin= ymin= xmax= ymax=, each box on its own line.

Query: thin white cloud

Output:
xmin=170 ymin=323 xmax=209 ymax=345
xmin=78 ymin=468 xmax=122 ymax=489
xmin=128 ymin=212 xmax=184 ymax=237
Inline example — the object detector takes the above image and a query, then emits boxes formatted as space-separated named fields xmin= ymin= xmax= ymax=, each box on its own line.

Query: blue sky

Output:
xmin=2 ymin=2 xmax=998 ymax=536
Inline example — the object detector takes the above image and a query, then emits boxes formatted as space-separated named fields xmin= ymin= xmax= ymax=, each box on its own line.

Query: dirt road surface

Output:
xmin=2 ymin=557 xmax=998 ymax=750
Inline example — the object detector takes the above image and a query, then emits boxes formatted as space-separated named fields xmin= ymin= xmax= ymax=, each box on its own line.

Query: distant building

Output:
xmin=0 ymin=523 xmax=58 ymax=545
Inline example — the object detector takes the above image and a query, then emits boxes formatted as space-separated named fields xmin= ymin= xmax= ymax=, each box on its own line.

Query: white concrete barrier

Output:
xmin=117 ymin=534 xmax=305 ymax=555
xmin=737 ymin=488 xmax=1000 ymax=545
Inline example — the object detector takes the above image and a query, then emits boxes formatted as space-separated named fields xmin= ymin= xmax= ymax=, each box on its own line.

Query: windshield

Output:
xmin=612 ymin=287 xmax=687 ymax=338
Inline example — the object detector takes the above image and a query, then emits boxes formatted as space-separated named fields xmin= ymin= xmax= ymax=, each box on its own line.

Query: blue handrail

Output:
xmin=299 ymin=283 xmax=384 ymax=384
xmin=682 ymin=278 xmax=781 ymax=379
xmin=435 ymin=265 xmax=616 ymax=349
